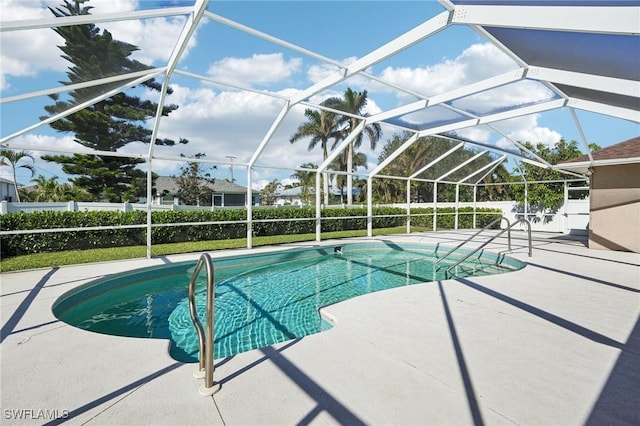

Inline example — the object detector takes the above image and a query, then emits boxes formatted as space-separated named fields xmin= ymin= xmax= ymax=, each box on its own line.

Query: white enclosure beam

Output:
xmin=165 ymin=0 xmax=208 ymax=80
xmin=528 ymin=67 xmax=640 ymax=98
xmin=0 ymin=7 xmax=193 ymax=32
xmin=290 ymin=11 xmax=450 ymax=106
xmin=567 ymin=98 xmax=640 ymax=123
xmin=435 ymin=150 xmax=488 ymax=182
xmin=409 ymin=142 xmax=465 ymax=179
xmin=317 ymin=121 xmax=366 ymax=173
xmin=0 ymin=68 xmax=166 ymax=105
xmin=0 ymin=143 xmax=147 ymax=159
xmin=147 ymin=0 xmax=209 ymax=159
xmin=367 ymin=69 xmax=526 ymax=126
xmin=428 ymin=68 xmax=525 ymax=106
xmin=478 ymin=99 xmax=567 ymax=125
xmin=458 ymin=155 xmax=506 ymax=184
xmin=486 ymin=124 xmax=554 ymax=167
xmin=570 ymin=108 xmax=594 ymax=163
xmin=248 ymin=103 xmax=292 ymax=167
xmin=451 ymin=5 xmax=639 ymax=35
xmin=475 ymin=156 xmax=507 ymax=185
xmin=174 ymin=69 xmax=290 ymax=101
xmin=0 ymin=71 xmax=163 ymax=146
xmin=368 ymin=133 xmax=420 ymax=178
xmin=204 ymin=11 xmax=347 ymax=71
xmin=417 ymin=119 xmax=480 ymax=138
xmin=346 ymin=11 xmax=450 ymax=75
xmin=368 ymin=101 xmax=428 ymax=124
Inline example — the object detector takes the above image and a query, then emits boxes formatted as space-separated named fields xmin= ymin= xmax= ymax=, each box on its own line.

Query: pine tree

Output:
xmin=41 ymin=0 xmax=187 ymax=202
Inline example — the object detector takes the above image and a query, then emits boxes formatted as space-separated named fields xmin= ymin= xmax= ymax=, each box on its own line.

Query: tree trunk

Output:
xmin=12 ymin=170 xmax=20 ymax=203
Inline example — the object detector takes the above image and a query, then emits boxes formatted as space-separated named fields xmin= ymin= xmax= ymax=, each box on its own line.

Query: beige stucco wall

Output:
xmin=589 ymin=163 xmax=640 ymax=253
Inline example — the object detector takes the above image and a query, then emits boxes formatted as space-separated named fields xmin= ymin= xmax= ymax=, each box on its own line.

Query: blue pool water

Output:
xmin=53 ymin=243 xmax=525 ymax=362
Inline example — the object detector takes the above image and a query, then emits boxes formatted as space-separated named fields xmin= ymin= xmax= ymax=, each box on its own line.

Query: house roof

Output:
xmin=557 ymin=136 xmax=640 ymax=172
xmin=278 ymin=186 xmax=311 ymax=197
xmin=155 ymin=176 xmax=256 ymax=195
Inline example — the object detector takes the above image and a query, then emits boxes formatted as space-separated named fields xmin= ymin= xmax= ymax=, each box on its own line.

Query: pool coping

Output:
xmin=1 ymin=230 xmax=639 ymax=425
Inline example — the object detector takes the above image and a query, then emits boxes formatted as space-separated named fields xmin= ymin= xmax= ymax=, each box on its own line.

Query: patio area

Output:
xmin=1 ymin=230 xmax=639 ymax=425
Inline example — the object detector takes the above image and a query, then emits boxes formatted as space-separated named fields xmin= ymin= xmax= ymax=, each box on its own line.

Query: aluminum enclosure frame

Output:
xmin=1 ymin=0 xmax=638 ymax=252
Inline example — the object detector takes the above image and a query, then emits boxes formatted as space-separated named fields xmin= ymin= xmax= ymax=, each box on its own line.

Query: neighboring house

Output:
xmin=154 ymin=176 xmax=259 ymax=207
xmin=0 ymin=177 xmax=17 ymax=202
xmin=558 ymin=136 xmax=640 ymax=253
xmin=276 ymin=186 xmax=362 ymax=206
xmin=276 ymin=186 xmax=312 ymax=206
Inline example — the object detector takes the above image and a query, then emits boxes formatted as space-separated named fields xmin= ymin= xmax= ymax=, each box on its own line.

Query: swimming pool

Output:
xmin=53 ymin=242 xmax=525 ymax=362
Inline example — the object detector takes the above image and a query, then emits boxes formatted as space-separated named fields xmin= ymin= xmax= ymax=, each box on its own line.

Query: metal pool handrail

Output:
xmin=188 ymin=252 xmax=221 ymax=396
xmin=445 ymin=218 xmax=532 ymax=276
xmin=434 ymin=216 xmax=511 ymax=265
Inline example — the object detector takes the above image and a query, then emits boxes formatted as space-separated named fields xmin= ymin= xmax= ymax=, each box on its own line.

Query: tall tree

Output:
xmin=41 ymin=0 xmax=187 ymax=202
xmin=515 ymin=139 xmax=598 ymax=218
xmin=29 ymin=175 xmax=66 ymax=202
xmin=0 ymin=149 xmax=35 ymax=202
xmin=290 ymin=162 xmax=318 ymax=205
xmin=374 ymin=132 xmax=509 ymax=203
xmin=329 ymin=149 xmax=367 ymax=204
xmin=324 ymin=88 xmax=382 ymax=205
xmin=174 ymin=153 xmax=216 ymax=206
xmin=289 ymin=108 xmax=340 ymax=205
xmin=260 ymin=179 xmax=281 ymax=206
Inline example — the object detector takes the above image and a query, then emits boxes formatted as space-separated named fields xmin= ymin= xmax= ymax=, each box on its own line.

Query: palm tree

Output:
xmin=289 ymin=108 xmax=341 ymax=204
xmin=324 ymin=88 xmax=382 ymax=205
xmin=0 ymin=149 xmax=35 ymax=202
xmin=478 ymin=163 xmax=511 ymax=201
xmin=29 ymin=175 xmax=69 ymax=202
xmin=329 ymin=150 xmax=367 ymax=204
xmin=61 ymin=182 xmax=94 ymax=202
xmin=290 ymin=163 xmax=318 ymax=205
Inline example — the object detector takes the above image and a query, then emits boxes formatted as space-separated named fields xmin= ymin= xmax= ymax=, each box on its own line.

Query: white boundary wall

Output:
xmin=391 ymin=200 xmax=589 ymax=234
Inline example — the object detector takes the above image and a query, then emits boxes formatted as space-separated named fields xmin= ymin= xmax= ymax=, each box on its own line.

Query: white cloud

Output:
xmin=493 ymin=115 xmax=562 ymax=149
xmin=207 ymin=53 xmax=302 ymax=87
xmin=306 ymin=57 xmax=358 ymax=84
xmin=375 ymin=43 xmax=558 ymax=116
xmin=451 ymin=80 xmax=555 ymax=115
xmin=144 ymin=85 xmax=321 ymax=176
xmin=0 ymin=1 xmax=66 ymax=91
xmin=0 ymin=133 xmax=83 ymax=183
xmin=379 ymin=43 xmax=516 ymax=97
xmin=0 ymin=0 xmax=195 ymax=92
xmin=307 ymin=63 xmax=342 ymax=84
xmin=10 ymin=133 xmax=87 ymax=154
xmin=370 ymin=43 xmax=561 ymax=156
xmin=455 ymin=126 xmax=493 ymax=144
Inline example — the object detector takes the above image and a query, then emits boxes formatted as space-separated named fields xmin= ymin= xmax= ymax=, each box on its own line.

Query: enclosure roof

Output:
xmin=0 ymin=0 xmax=638 ymax=185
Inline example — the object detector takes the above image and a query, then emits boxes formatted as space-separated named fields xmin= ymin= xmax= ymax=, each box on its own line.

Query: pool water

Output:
xmin=53 ymin=243 xmax=524 ymax=362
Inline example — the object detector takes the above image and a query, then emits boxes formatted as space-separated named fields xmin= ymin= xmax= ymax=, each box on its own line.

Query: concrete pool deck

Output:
xmin=1 ymin=230 xmax=639 ymax=425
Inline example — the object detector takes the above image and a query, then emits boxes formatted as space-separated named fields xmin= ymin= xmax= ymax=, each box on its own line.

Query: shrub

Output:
xmin=0 ymin=206 xmax=501 ymax=258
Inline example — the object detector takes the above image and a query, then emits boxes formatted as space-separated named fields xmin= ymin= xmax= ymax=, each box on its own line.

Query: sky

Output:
xmin=1 ymin=0 xmax=638 ymax=190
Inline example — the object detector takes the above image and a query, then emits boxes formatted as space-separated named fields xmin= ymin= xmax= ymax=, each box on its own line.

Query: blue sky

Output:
xmin=1 ymin=0 xmax=638 ymax=189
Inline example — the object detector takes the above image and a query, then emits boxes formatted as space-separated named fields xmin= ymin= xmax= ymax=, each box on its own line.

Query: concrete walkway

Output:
xmin=1 ymin=231 xmax=639 ymax=425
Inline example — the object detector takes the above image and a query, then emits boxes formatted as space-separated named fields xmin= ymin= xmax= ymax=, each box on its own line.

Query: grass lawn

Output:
xmin=0 ymin=227 xmax=430 ymax=272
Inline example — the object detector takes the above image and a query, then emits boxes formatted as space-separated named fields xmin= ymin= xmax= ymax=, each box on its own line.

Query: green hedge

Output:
xmin=0 ymin=207 xmax=501 ymax=258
